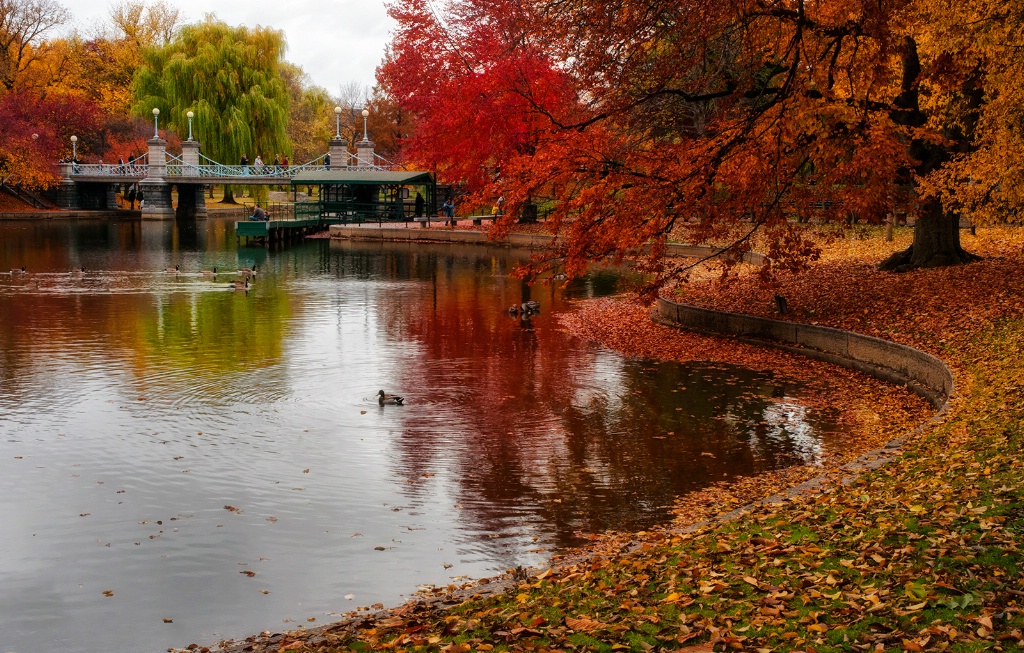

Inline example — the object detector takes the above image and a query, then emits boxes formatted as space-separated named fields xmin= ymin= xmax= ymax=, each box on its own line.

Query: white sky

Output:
xmin=58 ymin=0 xmax=393 ymax=94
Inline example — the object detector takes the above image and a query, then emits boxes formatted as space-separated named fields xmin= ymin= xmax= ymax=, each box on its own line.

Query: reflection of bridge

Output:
xmin=54 ymin=132 xmax=424 ymax=221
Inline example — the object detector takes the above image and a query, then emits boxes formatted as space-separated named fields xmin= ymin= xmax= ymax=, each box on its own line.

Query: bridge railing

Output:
xmin=69 ymin=154 xmax=149 ymax=177
xmin=68 ymin=151 xmax=398 ymax=179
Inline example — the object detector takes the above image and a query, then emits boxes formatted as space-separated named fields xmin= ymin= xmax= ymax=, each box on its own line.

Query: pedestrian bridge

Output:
xmin=53 ymin=133 xmax=419 ymax=220
xmin=66 ymin=152 xmax=368 ymax=184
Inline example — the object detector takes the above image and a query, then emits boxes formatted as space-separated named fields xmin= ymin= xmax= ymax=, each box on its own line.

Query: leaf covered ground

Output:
xmin=189 ymin=227 xmax=1024 ymax=653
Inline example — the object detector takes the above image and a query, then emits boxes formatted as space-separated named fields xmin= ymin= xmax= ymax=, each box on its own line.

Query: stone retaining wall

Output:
xmin=329 ymin=225 xmax=556 ymax=248
xmin=655 ymin=298 xmax=953 ymax=408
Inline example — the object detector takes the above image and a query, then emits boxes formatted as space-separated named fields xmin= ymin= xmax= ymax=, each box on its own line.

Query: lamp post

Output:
xmin=361 ymin=108 xmax=369 ymax=141
xmin=70 ymin=135 xmax=78 ymax=161
xmin=152 ymin=107 xmax=160 ymax=138
xmin=334 ymin=106 xmax=342 ymax=139
xmin=186 ymin=111 xmax=194 ymax=141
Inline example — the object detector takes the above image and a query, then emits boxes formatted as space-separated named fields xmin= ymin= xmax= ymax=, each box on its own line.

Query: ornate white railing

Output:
xmin=69 ymin=151 xmax=404 ymax=179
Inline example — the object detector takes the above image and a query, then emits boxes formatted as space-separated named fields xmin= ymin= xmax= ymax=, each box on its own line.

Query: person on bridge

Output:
xmin=282 ymin=155 xmax=289 ymax=171
xmin=273 ymin=155 xmax=280 ymax=173
xmin=254 ymin=155 xmax=264 ymax=174
xmin=324 ymin=153 xmax=330 ymax=169
xmin=249 ymin=203 xmax=267 ymax=221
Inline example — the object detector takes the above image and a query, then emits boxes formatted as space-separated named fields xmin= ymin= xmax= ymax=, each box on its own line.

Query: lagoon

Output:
xmin=1 ymin=217 xmax=841 ymax=653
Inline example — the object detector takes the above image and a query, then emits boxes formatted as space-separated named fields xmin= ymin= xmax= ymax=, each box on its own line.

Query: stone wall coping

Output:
xmin=655 ymin=298 xmax=953 ymax=409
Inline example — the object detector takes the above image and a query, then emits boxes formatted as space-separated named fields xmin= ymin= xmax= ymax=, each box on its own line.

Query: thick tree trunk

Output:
xmin=878 ymin=198 xmax=980 ymax=272
xmin=221 ymin=185 xmax=239 ymax=204
xmin=880 ymin=37 xmax=979 ymax=272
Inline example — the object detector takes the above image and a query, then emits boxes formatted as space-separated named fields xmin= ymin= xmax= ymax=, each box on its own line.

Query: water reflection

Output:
xmin=1 ymin=219 xmax=842 ymax=653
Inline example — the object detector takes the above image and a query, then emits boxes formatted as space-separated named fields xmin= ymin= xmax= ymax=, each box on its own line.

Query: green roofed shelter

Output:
xmin=290 ymin=169 xmax=437 ymax=223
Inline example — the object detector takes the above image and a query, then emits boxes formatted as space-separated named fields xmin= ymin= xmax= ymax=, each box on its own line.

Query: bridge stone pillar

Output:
xmin=181 ymin=141 xmax=201 ymax=176
xmin=356 ymin=138 xmax=375 ymax=168
xmin=140 ymin=136 xmax=175 ymax=219
xmin=146 ymin=137 xmax=167 ymax=178
xmin=328 ymin=138 xmax=348 ymax=169
xmin=139 ymin=180 xmax=175 ymax=219
xmin=176 ymin=184 xmax=208 ymax=219
xmin=54 ymin=161 xmax=80 ymax=209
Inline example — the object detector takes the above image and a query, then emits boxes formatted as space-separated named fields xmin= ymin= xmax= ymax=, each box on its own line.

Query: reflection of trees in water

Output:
xmin=338 ymin=243 xmax=841 ymax=558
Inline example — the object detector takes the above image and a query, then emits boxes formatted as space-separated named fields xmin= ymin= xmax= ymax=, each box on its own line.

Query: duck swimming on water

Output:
xmin=378 ymin=390 xmax=404 ymax=406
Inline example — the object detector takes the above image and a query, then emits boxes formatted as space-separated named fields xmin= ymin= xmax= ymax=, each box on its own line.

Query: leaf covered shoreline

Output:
xmin=181 ymin=227 xmax=1024 ymax=653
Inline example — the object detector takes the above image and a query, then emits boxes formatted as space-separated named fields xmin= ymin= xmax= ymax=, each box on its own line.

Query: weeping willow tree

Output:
xmin=131 ymin=16 xmax=290 ymax=203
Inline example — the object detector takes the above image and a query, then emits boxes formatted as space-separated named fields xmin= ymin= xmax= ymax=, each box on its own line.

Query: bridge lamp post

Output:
xmin=361 ymin=108 xmax=369 ymax=141
xmin=152 ymin=107 xmax=160 ymax=138
xmin=70 ymin=135 xmax=78 ymax=161
xmin=186 ymin=111 xmax=194 ymax=141
xmin=334 ymin=106 xmax=342 ymax=138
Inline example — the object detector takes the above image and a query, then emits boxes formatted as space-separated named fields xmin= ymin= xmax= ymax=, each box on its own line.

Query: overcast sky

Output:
xmin=58 ymin=0 xmax=393 ymax=95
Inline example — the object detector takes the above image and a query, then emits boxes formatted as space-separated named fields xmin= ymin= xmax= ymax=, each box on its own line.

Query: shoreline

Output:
xmin=182 ymin=291 xmax=941 ymax=652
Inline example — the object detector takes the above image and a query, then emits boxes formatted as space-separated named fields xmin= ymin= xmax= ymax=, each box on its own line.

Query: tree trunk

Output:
xmin=878 ymin=198 xmax=980 ymax=272
xmin=221 ymin=185 xmax=238 ymax=204
xmin=879 ymin=36 xmax=979 ymax=272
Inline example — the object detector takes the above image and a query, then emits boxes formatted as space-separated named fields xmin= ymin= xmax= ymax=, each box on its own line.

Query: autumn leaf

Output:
xmin=565 ymin=616 xmax=606 ymax=631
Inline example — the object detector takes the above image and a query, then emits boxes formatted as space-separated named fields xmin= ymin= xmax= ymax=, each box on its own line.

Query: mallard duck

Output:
xmin=508 ymin=305 xmax=520 ymax=315
xmin=165 ymin=264 xmax=180 ymax=274
xmin=378 ymin=390 xmax=404 ymax=406
xmin=520 ymin=300 xmax=540 ymax=315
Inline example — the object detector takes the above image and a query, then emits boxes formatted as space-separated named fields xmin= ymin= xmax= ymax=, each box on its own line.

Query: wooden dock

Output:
xmin=235 ymin=217 xmax=347 ymax=244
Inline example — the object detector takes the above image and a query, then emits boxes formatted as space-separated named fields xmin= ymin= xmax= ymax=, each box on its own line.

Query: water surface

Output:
xmin=2 ymin=217 xmax=839 ymax=652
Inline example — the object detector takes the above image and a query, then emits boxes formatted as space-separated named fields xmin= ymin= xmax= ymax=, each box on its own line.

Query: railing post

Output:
xmin=356 ymin=137 xmax=375 ymax=168
xmin=328 ymin=137 xmax=348 ymax=170
xmin=181 ymin=141 xmax=201 ymax=176
xmin=146 ymin=137 xmax=167 ymax=178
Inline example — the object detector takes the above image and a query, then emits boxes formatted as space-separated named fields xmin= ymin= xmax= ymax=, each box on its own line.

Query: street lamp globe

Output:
xmin=186 ymin=110 xmax=194 ymax=141
xmin=152 ymin=107 xmax=160 ymax=138
xmin=361 ymin=108 xmax=369 ymax=141
xmin=70 ymin=135 xmax=78 ymax=161
xmin=334 ymin=106 xmax=342 ymax=138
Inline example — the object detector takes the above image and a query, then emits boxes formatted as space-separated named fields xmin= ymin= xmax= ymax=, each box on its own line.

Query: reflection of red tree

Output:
xmin=367 ymin=244 xmax=853 ymax=553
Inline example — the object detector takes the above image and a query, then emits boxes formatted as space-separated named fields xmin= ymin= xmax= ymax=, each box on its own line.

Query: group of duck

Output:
xmin=165 ymin=263 xmax=257 ymax=290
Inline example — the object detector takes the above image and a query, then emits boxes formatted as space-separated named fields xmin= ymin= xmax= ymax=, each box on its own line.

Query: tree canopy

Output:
xmin=380 ymin=0 xmax=1024 ymax=281
xmin=131 ymin=16 xmax=290 ymax=169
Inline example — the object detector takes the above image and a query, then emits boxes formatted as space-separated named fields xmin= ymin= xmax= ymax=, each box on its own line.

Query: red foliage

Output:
xmin=0 ymin=90 xmax=107 ymax=186
xmin=379 ymin=0 xmax=582 ymax=196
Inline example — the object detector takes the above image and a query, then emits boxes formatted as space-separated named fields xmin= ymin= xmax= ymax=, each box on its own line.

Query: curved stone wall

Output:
xmin=655 ymin=298 xmax=953 ymax=409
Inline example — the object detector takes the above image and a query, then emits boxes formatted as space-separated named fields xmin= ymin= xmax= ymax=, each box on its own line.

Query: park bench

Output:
xmin=466 ymin=214 xmax=499 ymax=226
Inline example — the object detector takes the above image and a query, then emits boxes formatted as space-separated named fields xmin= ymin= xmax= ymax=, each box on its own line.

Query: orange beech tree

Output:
xmin=380 ymin=0 xmax=1024 ymax=282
